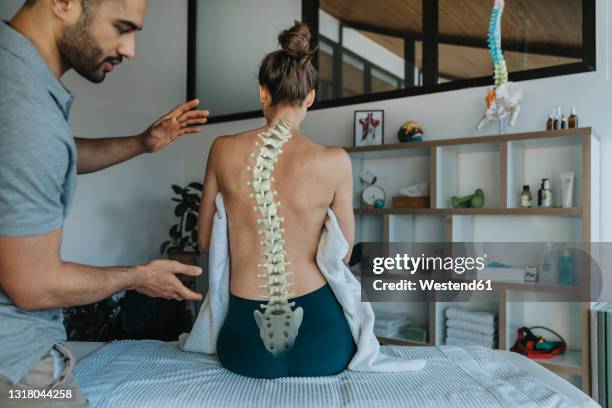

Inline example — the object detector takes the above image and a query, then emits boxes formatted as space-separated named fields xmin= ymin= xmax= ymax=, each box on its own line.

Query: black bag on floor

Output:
xmin=117 ymin=291 xmax=192 ymax=341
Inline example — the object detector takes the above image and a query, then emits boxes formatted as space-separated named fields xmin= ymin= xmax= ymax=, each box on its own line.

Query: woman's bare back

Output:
xmin=212 ymin=125 xmax=345 ymax=300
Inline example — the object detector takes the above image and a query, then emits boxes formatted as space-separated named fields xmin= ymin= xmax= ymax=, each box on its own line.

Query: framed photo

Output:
xmin=354 ymin=110 xmax=384 ymax=147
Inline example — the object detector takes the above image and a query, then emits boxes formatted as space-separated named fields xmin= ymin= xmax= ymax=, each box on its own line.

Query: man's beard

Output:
xmin=57 ymin=13 xmax=116 ymax=83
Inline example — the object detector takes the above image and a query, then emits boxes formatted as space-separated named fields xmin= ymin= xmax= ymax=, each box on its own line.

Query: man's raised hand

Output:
xmin=139 ymin=99 xmax=209 ymax=153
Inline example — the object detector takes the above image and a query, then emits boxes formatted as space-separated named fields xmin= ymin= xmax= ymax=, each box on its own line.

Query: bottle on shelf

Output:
xmin=553 ymin=108 xmax=560 ymax=130
xmin=558 ymin=247 xmax=576 ymax=286
xmin=537 ymin=180 xmax=543 ymax=207
xmin=520 ymin=185 xmax=532 ymax=208
xmin=538 ymin=178 xmax=553 ymax=208
xmin=569 ymin=106 xmax=578 ymax=128
xmin=539 ymin=242 xmax=557 ymax=284
xmin=561 ymin=114 xmax=567 ymax=129
xmin=546 ymin=114 xmax=553 ymax=131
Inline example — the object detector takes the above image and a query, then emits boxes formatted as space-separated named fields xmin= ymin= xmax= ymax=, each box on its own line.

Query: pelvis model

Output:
xmin=246 ymin=120 xmax=303 ymax=356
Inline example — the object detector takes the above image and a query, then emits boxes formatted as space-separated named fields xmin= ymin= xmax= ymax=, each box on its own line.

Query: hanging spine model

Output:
xmin=488 ymin=0 xmax=507 ymax=87
xmin=476 ymin=0 xmax=523 ymax=130
xmin=247 ymin=120 xmax=303 ymax=356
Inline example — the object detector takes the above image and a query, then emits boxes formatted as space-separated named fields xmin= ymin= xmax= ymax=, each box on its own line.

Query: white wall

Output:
xmin=0 ymin=0 xmax=189 ymax=266
xmin=185 ymin=0 xmax=611 ymax=243
xmin=195 ymin=0 xmax=301 ymax=116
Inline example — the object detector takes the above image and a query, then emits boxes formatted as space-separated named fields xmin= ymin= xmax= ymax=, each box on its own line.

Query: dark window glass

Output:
xmin=188 ymin=0 xmax=594 ymax=122
xmin=438 ymin=0 xmax=583 ymax=83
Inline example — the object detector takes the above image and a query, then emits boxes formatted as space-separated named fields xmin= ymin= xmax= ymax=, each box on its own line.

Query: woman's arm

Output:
xmin=329 ymin=148 xmax=355 ymax=264
xmin=197 ymin=138 xmax=223 ymax=255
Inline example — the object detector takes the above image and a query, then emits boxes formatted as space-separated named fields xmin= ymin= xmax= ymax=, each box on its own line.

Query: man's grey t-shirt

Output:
xmin=0 ymin=22 xmax=77 ymax=384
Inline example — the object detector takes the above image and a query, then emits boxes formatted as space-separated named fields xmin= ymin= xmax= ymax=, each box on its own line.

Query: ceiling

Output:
xmin=321 ymin=0 xmax=582 ymax=79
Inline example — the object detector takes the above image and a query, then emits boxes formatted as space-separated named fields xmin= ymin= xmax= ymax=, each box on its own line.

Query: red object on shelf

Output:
xmin=526 ymin=351 xmax=556 ymax=359
xmin=511 ymin=326 xmax=566 ymax=360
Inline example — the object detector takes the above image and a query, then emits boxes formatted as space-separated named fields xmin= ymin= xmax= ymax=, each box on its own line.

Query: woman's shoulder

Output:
xmin=294 ymin=133 xmax=348 ymax=157
xmin=291 ymin=136 xmax=352 ymax=181
xmin=209 ymin=128 xmax=265 ymax=151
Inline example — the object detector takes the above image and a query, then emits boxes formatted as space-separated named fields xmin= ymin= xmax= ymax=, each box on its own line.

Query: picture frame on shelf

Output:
xmin=354 ymin=110 xmax=384 ymax=147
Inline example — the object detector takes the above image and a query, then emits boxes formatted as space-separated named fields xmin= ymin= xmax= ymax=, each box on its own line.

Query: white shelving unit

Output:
xmin=344 ymin=127 xmax=599 ymax=393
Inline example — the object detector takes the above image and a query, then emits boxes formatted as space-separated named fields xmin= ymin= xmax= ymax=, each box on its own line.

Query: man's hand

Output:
xmin=75 ymin=99 xmax=209 ymax=174
xmin=139 ymin=99 xmax=210 ymax=154
xmin=134 ymin=259 xmax=204 ymax=301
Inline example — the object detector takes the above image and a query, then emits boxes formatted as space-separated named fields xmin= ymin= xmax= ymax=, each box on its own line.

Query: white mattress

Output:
xmin=70 ymin=340 xmax=598 ymax=408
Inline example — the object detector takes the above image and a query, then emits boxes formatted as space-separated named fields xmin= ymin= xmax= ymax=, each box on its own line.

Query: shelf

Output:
xmin=344 ymin=127 xmax=591 ymax=158
xmin=354 ymin=207 xmax=583 ymax=216
xmin=494 ymin=281 xmax=581 ymax=295
xmin=346 ymin=126 xmax=594 ymax=392
xmin=528 ymin=350 xmax=582 ymax=376
xmin=377 ymin=336 xmax=429 ymax=347
xmin=354 ymin=270 xmax=581 ymax=295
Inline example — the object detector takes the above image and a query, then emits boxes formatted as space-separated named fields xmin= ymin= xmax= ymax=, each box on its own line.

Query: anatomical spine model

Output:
xmin=246 ymin=120 xmax=303 ymax=356
xmin=476 ymin=0 xmax=523 ymax=130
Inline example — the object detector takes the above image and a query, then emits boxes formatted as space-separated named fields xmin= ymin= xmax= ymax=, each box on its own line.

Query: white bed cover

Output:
xmin=70 ymin=340 xmax=598 ymax=408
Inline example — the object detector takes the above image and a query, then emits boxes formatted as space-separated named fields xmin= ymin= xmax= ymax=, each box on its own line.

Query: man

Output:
xmin=0 ymin=0 xmax=209 ymax=406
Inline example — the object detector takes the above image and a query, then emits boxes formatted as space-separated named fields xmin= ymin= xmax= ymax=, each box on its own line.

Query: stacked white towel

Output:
xmin=444 ymin=307 xmax=498 ymax=349
xmin=373 ymin=311 xmax=411 ymax=338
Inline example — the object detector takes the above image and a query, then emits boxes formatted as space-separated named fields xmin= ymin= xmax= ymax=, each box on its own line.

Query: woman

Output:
xmin=197 ymin=22 xmax=355 ymax=378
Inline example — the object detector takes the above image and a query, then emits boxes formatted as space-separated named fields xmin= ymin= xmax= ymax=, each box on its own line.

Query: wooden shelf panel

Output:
xmin=348 ymin=127 xmax=593 ymax=391
xmin=531 ymin=350 xmax=582 ymax=376
xmin=377 ymin=336 xmax=429 ymax=347
xmin=353 ymin=269 xmax=581 ymax=295
xmin=493 ymin=281 xmax=581 ymax=295
xmin=344 ymin=127 xmax=591 ymax=157
xmin=354 ymin=207 xmax=583 ymax=216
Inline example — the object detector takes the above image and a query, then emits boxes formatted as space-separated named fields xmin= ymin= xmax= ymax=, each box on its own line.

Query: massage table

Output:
xmin=67 ymin=340 xmax=598 ymax=408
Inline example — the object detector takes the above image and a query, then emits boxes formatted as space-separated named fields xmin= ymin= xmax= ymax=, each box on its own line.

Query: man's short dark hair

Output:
xmin=24 ymin=0 xmax=105 ymax=10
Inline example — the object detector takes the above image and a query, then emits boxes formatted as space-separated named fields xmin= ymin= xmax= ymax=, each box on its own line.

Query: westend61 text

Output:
xmin=372 ymin=279 xmax=493 ymax=292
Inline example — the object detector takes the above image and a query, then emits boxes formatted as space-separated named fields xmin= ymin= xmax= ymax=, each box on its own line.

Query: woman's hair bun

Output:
xmin=278 ymin=22 xmax=314 ymax=60
xmin=258 ymin=22 xmax=318 ymax=107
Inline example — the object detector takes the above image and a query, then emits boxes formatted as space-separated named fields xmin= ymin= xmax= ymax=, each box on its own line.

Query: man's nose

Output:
xmin=118 ymin=36 xmax=136 ymax=60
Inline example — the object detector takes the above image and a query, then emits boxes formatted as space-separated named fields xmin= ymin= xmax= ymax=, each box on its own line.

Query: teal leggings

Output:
xmin=217 ymin=283 xmax=356 ymax=378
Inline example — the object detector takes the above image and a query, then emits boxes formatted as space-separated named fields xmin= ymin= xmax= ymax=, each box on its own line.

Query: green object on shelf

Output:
xmin=450 ymin=188 xmax=485 ymax=209
xmin=397 ymin=325 xmax=428 ymax=343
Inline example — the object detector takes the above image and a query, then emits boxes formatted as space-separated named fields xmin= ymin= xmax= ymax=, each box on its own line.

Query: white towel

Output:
xmin=445 ymin=307 xmax=497 ymax=326
xmin=446 ymin=328 xmax=497 ymax=344
xmin=374 ymin=320 xmax=411 ymax=333
xmin=445 ymin=335 xmax=497 ymax=349
xmin=178 ymin=193 xmax=230 ymax=354
xmin=446 ymin=318 xmax=496 ymax=335
xmin=374 ymin=313 xmax=411 ymax=333
xmin=179 ymin=193 xmax=425 ymax=372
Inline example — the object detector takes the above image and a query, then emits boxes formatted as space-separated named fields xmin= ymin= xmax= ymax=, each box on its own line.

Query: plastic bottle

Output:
xmin=539 ymin=178 xmax=553 ymax=208
xmin=539 ymin=242 xmax=557 ymax=284
xmin=558 ymin=247 xmax=576 ymax=285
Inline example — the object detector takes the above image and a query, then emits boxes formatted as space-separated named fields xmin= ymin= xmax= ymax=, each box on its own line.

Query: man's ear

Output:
xmin=49 ymin=0 xmax=82 ymax=24
xmin=305 ymin=89 xmax=316 ymax=108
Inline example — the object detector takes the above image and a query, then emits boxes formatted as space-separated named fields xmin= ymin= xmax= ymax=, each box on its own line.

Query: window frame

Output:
xmin=187 ymin=0 xmax=596 ymax=124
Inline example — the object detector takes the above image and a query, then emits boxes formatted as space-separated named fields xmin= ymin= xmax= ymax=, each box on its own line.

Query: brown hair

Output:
xmin=258 ymin=22 xmax=318 ymax=107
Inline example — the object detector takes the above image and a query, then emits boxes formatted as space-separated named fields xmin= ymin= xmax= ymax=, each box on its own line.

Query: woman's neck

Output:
xmin=266 ymin=107 xmax=303 ymax=132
